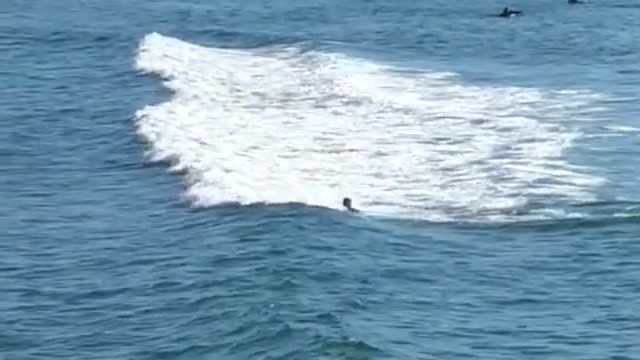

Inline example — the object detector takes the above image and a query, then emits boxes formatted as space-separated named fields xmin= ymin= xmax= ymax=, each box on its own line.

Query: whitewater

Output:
xmin=134 ymin=32 xmax=606 ymax=222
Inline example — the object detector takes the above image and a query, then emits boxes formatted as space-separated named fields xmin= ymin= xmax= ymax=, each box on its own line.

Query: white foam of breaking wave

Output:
xmin=134 ymin=32 xmax=605 ymax=221
xmin=602 ymin=125 xmax=640 ymax=133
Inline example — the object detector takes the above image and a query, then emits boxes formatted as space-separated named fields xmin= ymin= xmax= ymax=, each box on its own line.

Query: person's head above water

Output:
xmin=342 ymin=197 xmax=359 ymax=212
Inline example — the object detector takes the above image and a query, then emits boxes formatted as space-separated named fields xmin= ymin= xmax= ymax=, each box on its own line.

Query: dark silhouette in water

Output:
xmin=342 ymin=197 xmax=359 ymax=213
xmin=568 ymin=0 xmax=584 ymax=4
xmin=499 ymin=7 xmax=522 ymax=17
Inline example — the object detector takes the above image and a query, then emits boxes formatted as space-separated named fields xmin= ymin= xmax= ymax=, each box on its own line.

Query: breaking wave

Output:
xmin=134 ymin=32 xmax=605 ymax=221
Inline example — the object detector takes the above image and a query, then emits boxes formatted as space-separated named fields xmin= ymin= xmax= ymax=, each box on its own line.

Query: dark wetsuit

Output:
xmin=499 ymin=7 xmax=522 ymax=17
xmin=346 ymin=206 xmax=359 ymax=213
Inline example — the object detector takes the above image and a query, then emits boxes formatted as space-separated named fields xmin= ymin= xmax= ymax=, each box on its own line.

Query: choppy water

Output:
xmin=2 ymin=0 xmax=639 ymax=359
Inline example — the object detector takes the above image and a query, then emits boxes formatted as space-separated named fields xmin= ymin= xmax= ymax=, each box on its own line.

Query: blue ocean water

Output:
xmin=2 ymin=0 xmax=640 ymax=358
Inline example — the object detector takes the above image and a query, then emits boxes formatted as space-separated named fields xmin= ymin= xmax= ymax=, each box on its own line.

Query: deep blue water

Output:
xmin=2 ymin=0 xmax=639 ymax=359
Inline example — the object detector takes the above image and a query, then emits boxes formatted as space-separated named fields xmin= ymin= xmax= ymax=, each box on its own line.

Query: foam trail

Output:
xmin=134 ymin=32 xmax=604 ymax=221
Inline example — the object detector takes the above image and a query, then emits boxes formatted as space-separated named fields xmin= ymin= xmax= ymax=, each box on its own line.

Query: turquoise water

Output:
xmin=2 ymin=0 xmax=639 ymax=358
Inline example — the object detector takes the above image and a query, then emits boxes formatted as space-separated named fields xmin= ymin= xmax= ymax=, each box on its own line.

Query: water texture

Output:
xmin=2 ymin=0 xmax=639 ymax=359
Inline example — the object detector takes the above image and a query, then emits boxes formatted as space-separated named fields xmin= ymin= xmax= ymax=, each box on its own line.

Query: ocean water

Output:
xmin=2 ymin=0 xmax=639 ymax=358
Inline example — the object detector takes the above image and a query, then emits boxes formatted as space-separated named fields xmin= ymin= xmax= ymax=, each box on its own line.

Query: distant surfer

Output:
xmin=342 ymin=197 xmax=359 ymax=213
xmin=499 ymin=7 xmax=522 ymax=17
xmin=568 ymin=0 xmax=583 ymax=4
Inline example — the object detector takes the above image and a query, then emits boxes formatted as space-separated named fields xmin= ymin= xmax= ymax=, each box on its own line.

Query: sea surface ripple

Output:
xmin=1 ymin=0 xmax=639 ymax=359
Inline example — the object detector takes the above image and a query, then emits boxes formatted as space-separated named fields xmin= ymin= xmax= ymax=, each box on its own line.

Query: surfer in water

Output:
xmin=568 ymin=0 xmax=583 ymax=4
xmin=499 ymin=7 xmax=522 ymax=17
xmin=342 ymin=197 xmax=359 ymax=213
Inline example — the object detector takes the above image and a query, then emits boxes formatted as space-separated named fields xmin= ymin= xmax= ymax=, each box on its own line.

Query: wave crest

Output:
xmin=134 ymin=32 xmax=604 ymax=221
